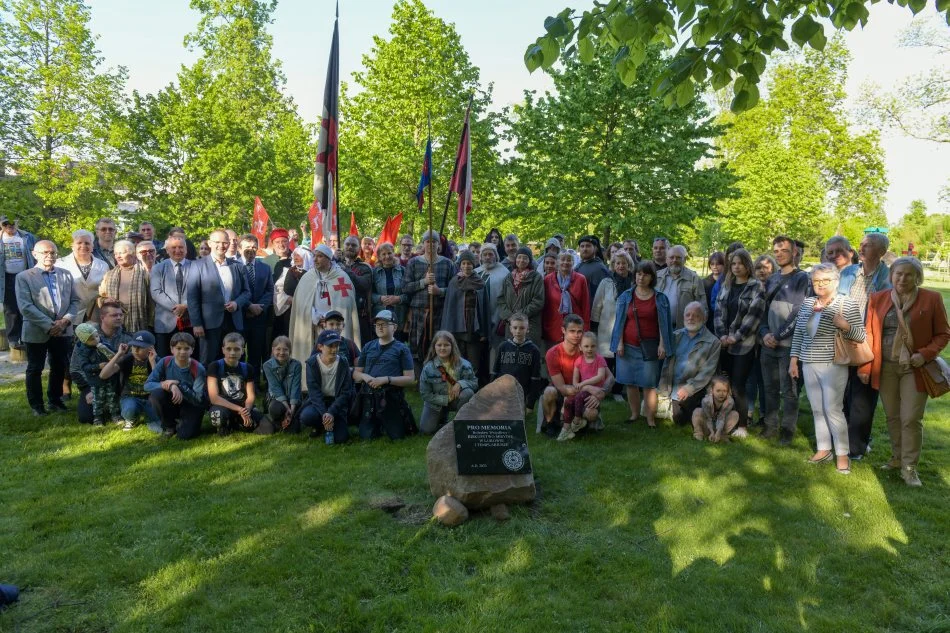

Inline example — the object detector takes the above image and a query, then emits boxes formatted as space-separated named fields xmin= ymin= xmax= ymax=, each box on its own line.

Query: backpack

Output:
xmin=163 ymin=356 xmax=200 ymax=379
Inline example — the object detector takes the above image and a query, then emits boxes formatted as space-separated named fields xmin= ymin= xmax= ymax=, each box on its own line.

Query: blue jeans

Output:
xmin=120 ymin=396 xmax=158 ymax=424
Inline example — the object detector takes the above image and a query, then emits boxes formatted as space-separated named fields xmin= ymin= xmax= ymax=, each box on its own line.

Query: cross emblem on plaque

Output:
xmin=332 ymin=278 xmax=353 ymax=297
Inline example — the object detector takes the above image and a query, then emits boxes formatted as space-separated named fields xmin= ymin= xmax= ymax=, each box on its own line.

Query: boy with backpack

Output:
xmin=207 ymin=332 xmax=267 ymax=435
xmin=145 ymin=332 xmax=207 ymax=439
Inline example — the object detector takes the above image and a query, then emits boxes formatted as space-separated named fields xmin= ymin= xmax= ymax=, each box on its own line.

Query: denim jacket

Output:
xmin=609 ymin=289 xmax=674 ymax=357
xmin=837 ymin=262 xmax=890 ymax=298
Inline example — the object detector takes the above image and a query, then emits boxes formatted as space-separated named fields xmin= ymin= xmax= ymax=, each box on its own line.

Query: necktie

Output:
xmin=175 ymin=262 xmax=184 ymax=299
xmin=246 ymin=261 xmax=256 ymax=289
xmin=43 ymin=271 xmax=59 ymax=313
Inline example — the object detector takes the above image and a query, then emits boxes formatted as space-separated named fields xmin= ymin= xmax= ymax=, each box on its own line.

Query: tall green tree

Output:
xmin=119 ymin=0 xmax=313 ymax=236
xmin=525 ymin=0 xmax=949 ymax=114
xmin=339 ymin=0 xmax=505 ymax=240
xmin=505 ymin=46 xmax=734 ymax=246
xmin=714 ymin=38 xmax=888 ymax=253
xmin=0 ymin=0 xmax=126 ymax=241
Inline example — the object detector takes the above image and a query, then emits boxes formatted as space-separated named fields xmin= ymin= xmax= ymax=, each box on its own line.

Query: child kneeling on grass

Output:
xmin=145 ymin=332 xmax=207 ymax=439
xmin=491 ymin=312 xmax=542 ymax=412
xmin=262 ymin=335 xmax=302 ymax=433
xmin=99 ymin=330 xmax=159 ymax=432
xmin=419 ymin=331 xmax=478 ymax=435
xmin=74 ymin=322 xmax=122 ymax=426
xmin=692 ymin=375 xmax=739 ymax=443
xmin=208 ymin=332 xmax=268 ymax=435
xmin=558 ymin=331 xmax=608 ymax=442
xmin=300 ymin=329 xmax=354 ymax=443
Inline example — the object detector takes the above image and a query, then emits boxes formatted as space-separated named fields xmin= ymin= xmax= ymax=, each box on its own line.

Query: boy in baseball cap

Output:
xmin=100 ymin=331 xmax=160 ymax=432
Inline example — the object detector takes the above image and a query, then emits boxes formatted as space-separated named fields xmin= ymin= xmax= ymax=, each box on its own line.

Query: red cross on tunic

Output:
xmin=332 ymin=278 xmax=353 ymax=297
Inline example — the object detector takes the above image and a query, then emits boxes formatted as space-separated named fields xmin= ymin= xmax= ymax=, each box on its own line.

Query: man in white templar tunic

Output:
xmin=289 ymin=243 xmax=361 ymax=382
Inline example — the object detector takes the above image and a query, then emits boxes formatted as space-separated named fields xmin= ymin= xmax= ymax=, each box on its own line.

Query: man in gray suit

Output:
xmin=150 ymin=235 xmax=195 ymax=358
xmin=188 ymin=229 xmax=250 ymax=365
xmin=16 ymin=240 xmax=81 ymax=415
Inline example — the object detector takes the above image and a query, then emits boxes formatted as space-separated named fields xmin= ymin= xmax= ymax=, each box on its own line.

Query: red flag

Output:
xmin=387 ymin=212 xmax=403 ymax=245
xmin=450 ymin=99 xmax=473 ymax=236
xmin=348 ymin=211 xmax=359 ymax=238
xmin=307 ymin=200 xmax=324 ymax=245
xmin=314 ymin=6 xmax=340 ymax=244
xmin=252 ymin=196 xmax=270 ymax=245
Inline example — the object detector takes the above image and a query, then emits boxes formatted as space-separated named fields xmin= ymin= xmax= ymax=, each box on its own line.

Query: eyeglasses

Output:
xmin=813 ymin=278 xmax=834 ymax=286
xmin=35 ymin=251 xmax=57 ymax=257
xmin=374 ymin=322 xmax=394 ymax=328
xmin=98 ymin=227 xmax=116 ymax=232
xmin=138 ymin=249 xmax=156 ymax=255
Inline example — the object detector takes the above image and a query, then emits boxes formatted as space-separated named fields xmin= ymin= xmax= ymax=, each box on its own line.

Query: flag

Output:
xmin=252 ymin=196 xmax=270 ymax=245
xmin=307 ymin=200 xmax=324 ymax=246
xmin=349 ymin=211 xmax=359 ymax=238
xmin=376 ymin=216 xmax=392 ymax=253
xmin=314 ymin=4 xmax=340 ymax=244
xmin=449 ymin=99 xmax=473 ymax=236
xmin=387 ymin=212 xmax=403 ymax=245
xmin=415 ymin=137 xmax=432 ymax=210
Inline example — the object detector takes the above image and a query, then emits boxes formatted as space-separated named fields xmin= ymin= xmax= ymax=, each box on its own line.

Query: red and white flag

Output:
xmin=307 ymin=200 xmax=324 ymax=245
xmin=252 ymin=196 xmax=270 ymax=245
xmin=450 ymin=100 xmax=473 ymax=237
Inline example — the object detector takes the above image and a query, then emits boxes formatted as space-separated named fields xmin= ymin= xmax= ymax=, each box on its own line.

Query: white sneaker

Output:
xmin=122 ymin=420 xmax=135 ymax=432
xmin=731 ymin=427 xmax=749 ymax=438
xmin=612 ymin=394 xmax=624 ymax=402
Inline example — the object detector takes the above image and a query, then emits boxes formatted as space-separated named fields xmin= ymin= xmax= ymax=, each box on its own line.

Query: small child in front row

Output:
xmin=99 ymin=330 xmax=159 ymax=432
xmin=207 ymin=332 xmax=267 ymax=435
xmin=74 ymin=322 xmax=121 ymax=426
xmin=558 ymin=331 xmax=607 ymax=442
xmin=491 ymin=313 xmax=542 ymax=411
xmin=262 ymin=335 xmax=302 ymax=433
xmin=692 ymin=375 xmax=739 ymax=443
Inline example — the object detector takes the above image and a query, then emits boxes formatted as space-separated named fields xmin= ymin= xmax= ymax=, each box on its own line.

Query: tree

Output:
xmin=524 ymin=0 xmax=950 ymax=114
xmin=713 ymin=39 xmax=888 ymax=253
xmin=0 ymin=0 xmax=127 ymax=241
xmin=339 ymin=0 xmax=505 ymax=240
xmin=505 ymin=46 xmax=735 ymax=245
xmin=118 ymin=0 xmax=314 ymax=236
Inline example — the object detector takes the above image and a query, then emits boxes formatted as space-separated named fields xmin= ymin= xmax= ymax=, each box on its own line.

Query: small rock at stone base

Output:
xmin=490 ymin=504 xmax=511 ymax=521
xmin=433 ymin=495 xmax=469 ymax=526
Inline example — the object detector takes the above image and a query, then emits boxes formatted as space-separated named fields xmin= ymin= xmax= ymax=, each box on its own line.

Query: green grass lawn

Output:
xmin=2 ymin=303 xmax=950 ymax=631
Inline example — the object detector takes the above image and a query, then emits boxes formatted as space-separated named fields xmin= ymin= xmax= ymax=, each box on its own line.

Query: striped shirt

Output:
xmin=790 ymin=296 xmax=865 ymax=363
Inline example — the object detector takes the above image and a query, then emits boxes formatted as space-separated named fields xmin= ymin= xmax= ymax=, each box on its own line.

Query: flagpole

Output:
xmin=427 ymin=112 xmax=435 ymax=349
xmin=439 ymin=94 xmax=473 ymax=236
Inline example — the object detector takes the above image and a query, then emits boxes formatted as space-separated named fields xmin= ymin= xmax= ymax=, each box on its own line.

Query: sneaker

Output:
xmin=161 ymin=428 xmax=175 ymax=438
xmin=48 ymin=400 xmax=68 ymax=412
xmin=761 ymin=426 xmax=779 ymax=440
xmin=731 ymin=427 xmax=748 ymax=439
xmin=693 ymin=431 xmax=705 ymax=441
xmin=778 ymin=429 xmax=794 ymax=447
xmin=612 ymin=394 xmax=624 ymax=403
xmin=569 ymin=418 xmax=588 ymax=433
xmin=902 ymin=466 xmax=922 ymax=487
xmin=879 ymin=459 xmax=900 ymax=471
xmin=122 ymin=420 xmax=135 ymax=432
xmin=556 ymin=427 xmax=575 ymax=442
xmin=112 ymin=417 xmax=125 ymax=426
xmin=92 ymin=417 xmax=104 ymax=427
xmin=32 ymin=407 xmax=49 ymax=417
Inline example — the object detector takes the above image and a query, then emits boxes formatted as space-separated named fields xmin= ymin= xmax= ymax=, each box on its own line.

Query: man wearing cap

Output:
xmin=239 ymin=234 xmax=274 ymax=376
xmin=0 ymin=216 xmax=37 ymax=349
xmin=188 ymin=229 xmax=250 ymax=365
xmin=92 ymin=217 xmax=118 ymax=268
xmin=353 ymin=309 xmax=416 ymax=439
xmin=263 ymin=227 xmax=292 ymax=277
xmin=150 ymin=235 xmax=194 ymax=357
xmin=402 ymin=230 xmax=456 ymax=365
xmin=289 ymin=242 xmax=361 ymax=383
xmin=98 ymin=330 xmax=160 ymax=432
xmin=341 ymin=235 xmax=374 ymax=345
xmin=574 ymin=235 xmax=610 ymax=303
xmin=16 ymin=240 xmax=81 ymax=416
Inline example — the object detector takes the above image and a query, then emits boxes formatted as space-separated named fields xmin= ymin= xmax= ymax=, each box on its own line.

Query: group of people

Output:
xmin=4 ymin=213 xmax=947 ymax=486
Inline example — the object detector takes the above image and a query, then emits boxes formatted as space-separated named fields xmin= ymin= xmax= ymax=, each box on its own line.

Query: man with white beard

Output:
xmin=658 ymin=301 xmax=721 ymax=428
xmin=656 ymin=245 xmax=706 ymax=330
xmin=289 ymin=243 xmax=361 ymax=383
xmin=476 ymin=243 xmax=510 ymax=372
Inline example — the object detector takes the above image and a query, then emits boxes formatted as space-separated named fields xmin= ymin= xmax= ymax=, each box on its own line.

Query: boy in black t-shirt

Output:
xmin=491 ymin=312 xmax=542 ymax=411
xmin=208 ymin=332 xmax=267 ymax=435
xmin=100 ymin=330 xmax=160 ymax=432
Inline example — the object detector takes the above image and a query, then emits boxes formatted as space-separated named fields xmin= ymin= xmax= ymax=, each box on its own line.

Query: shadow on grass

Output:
xmin=1 ymin=385 xmax=948 ymax=632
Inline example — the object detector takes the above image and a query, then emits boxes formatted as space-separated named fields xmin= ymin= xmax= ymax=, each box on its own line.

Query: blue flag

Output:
xmin=416 ymin=137 xmax=432 ymax=210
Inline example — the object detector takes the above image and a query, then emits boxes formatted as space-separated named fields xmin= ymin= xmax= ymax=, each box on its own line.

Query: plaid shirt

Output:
xmin=658 ymin=327 xmax=722 ymax=398
xmin=402 ymin=255 xmax=456 ymax=310
xmin=714 ymin=279 xmax=767 ymax=356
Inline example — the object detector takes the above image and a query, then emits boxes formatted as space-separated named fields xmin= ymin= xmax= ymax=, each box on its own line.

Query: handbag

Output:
xmin=631 ymin=295 xmax=660 ymax=361
xmin=832 ymin=299 xmax=873 ymax=366
xmin=894 ymin=303 xmax=950 ymax=398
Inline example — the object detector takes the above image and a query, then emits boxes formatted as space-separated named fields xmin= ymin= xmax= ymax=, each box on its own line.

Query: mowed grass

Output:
xmin=2 ymin=292 xmax=950 ymax=632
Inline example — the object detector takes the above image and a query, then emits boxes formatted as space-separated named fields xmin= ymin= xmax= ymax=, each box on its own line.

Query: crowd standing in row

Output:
xmin=4 ymin=213 xmax=948 ymax=487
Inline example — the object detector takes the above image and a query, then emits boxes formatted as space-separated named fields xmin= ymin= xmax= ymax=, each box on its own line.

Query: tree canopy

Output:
xmin=525 ymin=0 xmax=950 ymax=114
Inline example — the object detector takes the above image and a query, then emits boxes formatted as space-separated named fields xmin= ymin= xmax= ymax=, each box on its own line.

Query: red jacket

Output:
xmin=541 ymin=272 xmax=590 ymax=343
xmin=859 ymin=288 xmax=950 ymax=392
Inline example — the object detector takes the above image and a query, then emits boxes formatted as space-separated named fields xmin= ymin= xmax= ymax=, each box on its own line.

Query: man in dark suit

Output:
xmin=188 ymin=229 xmax=250 ymax=365
xmin=16 ymin=240 xmax=81 ymax=416
xmin=150 ymin=235 xmax=195 ymax=357
xmin=239 ymin=234 xmax=274 ymax=374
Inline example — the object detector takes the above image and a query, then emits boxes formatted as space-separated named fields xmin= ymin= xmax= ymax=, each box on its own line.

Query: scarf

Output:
xmin=891 ymin=288 xmax=919 ymax=369
xmin=613 ymin=271 xmax=632 ymax=295
xmin=104 ymin=263 xmax=149 ymax=332
xmin=557 ymin=272 xmax=572 ymax=314
xmin=511 ymin=267 xmax=531 ymax=293
xmin=455 ymin=272 xmax=484 ymax=293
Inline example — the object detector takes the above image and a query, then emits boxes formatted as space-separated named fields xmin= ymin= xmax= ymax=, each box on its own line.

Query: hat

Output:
xmin=316 ymin=329 xmax=342 ymax=347
xmin=129 ymin=331 xmax=156 ymax=348
xmin=75 ymin=322 xmax=98 ymax=346
xmin=578 ymin=234 xmax=600 ymax=247
xmin=270 ymin=228 xmax=289 ymax=241
xmin=544 ymin=237 xmax=560 ymax=251
xmin=125 ymin=231 xmax=144 ymax=242
xmin=0 ymin=215 xmax=12 ymax=226
xmin=458 ymin=250 xmax=476 ymax=265
xmin=552 ymin=233 xmax=565 ymax=241
xmin=313 ymin=244 xmax=334 ymax=260
xmin=421 ymin=229 xmax=441 ymax=242
xmin=374 ymin=309 xmax=397 ymax=323
xmin=516 ymin=246 xmax=534 ymax=260
xmin=323 ymin=310 xmax=344 ymax=322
